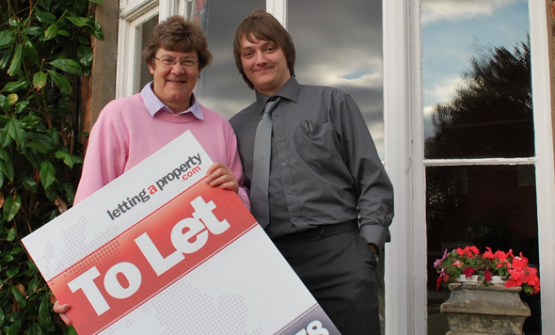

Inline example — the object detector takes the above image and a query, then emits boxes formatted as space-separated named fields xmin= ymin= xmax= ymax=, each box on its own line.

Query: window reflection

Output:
xmin=288 ymin=0 xmax=384 ymax=158
xmin=140 ymin=15 xmax=159 ymax=90
xmin=422 ymin=1 xmax=533 ymax=159
xmin=197 ymin=0 xmax=264 ymax=119
xmin=426 ymin=165 xmax=541 ymax=334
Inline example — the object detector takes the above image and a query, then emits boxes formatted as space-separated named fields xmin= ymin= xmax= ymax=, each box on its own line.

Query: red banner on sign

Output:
xmin=49 ymin=181 xmax=257 ymax=335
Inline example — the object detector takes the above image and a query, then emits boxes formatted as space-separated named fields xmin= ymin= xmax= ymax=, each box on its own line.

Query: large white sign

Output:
xmin=22 ymin=131 xmax=340 ymax=335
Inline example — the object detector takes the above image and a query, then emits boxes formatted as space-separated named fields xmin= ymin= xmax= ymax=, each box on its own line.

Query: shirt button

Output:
xmin=277 ymin=136 xmax=282 ymax=141
xmin=287 ymin=189 xmax=293 ymax=194
xmin=281 ymin=162 xmax=287 ymax=167
xmin=292 ymin=217 xmax=298 ymax=222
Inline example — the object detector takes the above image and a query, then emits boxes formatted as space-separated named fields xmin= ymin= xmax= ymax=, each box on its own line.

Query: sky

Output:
xmin=421 ymin=0 xmax=530 ymax=139
xmin=156 ymin=0 xmax=530 ymax=157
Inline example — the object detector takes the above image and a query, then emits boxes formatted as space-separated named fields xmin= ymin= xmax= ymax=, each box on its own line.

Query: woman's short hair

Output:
xmin=143 ymin=15 xmax=213 ymax=70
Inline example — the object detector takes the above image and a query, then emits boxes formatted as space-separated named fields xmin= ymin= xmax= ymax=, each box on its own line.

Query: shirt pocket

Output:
xmin=293 ymin=121 xmax=341 ymax=168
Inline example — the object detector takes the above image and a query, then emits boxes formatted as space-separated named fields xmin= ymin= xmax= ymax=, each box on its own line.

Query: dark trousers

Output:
xmin=273 ymin=222 xmax=380 ymax=335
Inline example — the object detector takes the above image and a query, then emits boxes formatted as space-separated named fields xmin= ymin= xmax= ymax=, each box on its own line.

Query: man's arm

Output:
xmin=334 ymin=92 xmax=394 ymax=254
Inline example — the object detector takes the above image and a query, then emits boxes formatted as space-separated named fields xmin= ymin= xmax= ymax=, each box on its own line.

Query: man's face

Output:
xmin=148 ymin=48 xmax=200 ymax=113
xmin=240 ymin=35 xmax=291 ymax=96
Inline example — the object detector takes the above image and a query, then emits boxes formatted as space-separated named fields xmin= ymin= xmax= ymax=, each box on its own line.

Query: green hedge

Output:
xmin=0 ymin=0 xmax=102 ymax=333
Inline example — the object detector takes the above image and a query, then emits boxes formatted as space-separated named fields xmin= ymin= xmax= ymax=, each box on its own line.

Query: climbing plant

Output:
xmin=0 ymin=0 xmax=102 ymax=333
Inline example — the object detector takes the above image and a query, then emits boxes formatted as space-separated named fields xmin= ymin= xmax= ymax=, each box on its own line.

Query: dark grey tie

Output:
xmin=250 ymin=97 xmax=281 ymax=228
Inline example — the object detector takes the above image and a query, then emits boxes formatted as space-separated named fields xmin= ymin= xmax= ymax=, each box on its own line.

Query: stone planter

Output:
xmin=440 ymin=282 xmax=531 ymax=335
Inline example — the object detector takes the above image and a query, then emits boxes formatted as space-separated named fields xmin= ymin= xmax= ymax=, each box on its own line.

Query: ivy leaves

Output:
xmin=0 ymin=1 xmax=101 ymax=333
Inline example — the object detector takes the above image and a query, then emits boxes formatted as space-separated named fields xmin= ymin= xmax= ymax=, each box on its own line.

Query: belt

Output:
xmin=273 ymin=220 xmax=358 ymax=242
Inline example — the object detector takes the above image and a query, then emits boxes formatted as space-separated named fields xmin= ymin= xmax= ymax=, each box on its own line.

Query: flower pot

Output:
xmin=440 ymin=282 xmax=530 ymax=335
xmin=456 ymin=274 xmax=507 ymax=287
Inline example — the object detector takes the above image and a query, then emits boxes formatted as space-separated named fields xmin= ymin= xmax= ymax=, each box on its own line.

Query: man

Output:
xmin=54 ymin=15 xmax=248 ymax=324
xmin=229 ymin=10 xmax=394 ymax=335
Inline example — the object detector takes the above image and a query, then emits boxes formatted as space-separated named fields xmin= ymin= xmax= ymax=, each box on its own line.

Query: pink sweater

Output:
xmin=74 ymin=94 xmax=249 ymax=207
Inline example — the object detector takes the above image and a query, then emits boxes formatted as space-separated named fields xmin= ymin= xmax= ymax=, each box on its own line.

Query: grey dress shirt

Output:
xmin=230 ymin=77 xmax=394 ymax=251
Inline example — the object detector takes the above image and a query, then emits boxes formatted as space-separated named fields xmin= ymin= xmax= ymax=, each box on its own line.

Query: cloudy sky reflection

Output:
xmin=422 ymin=0 xmax=530 ymax=140
xmin=198 ymin=0 xmax=385 ymax=158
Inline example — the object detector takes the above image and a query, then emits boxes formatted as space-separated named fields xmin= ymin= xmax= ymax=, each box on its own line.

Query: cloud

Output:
xmin=421 ymin=0 xmax=520 ymax=26
xmin=424 ymin=75 xmax=465 ymax=107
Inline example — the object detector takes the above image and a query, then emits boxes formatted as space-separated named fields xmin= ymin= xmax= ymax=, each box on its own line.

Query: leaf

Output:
xmin=0 ymin=147 xmax=7 ymax=161
xmin=3 ymin=77 xmax=29 ymax=93
xmin=7 ymin=44 xmax=23 ymax=76
xmin=35 ymin=10 xmax=56 ymax=24
xmin=20 ymin=115 xmax=42 ymax=129
xmin=49 ymin=59 xmax=81 ymax=74
xmin=66 ymin=326 xmax=78 ymax=335
xmin=0 ymin=46 xmax=14 ymax=70
xmin=91 ymin=20 xmax=104 ymax=40
xmin=27 ymin=142 xmax=50 ymax=154
xmin=21 ymin=26 xmax=43 ymax=37
xmin=44 ymin=24 xmax=58 ymax=41
xmin=7 ymin=118 xmax=25 ymax=146
xmin=77 ymin=46 xmax=93 ymax=68
xmin=0 ymin=31 xmax=15 ymax=48
xmin=11 ymin=286 xmax=26 ymax=309
xmin=21 ymin=176 xmax=38 ymax=193
xmin=0 ymin=159 xmax=15 ymax=181
xmin=55 ymin=151 xmax=83 ymax=168
xmin=88 ymin=0 xmax=103 ymax=5
xmin=0 ymin=307 xmax=4 ymax=327
xmin=3 ymin=195 xmax=21 ymax=222
xmin=6 ymin=319 xmax=21 ymax=335
xmin=23 ymin=40 xmax=40 ymax=66
xmin=38 ymin=293 xmax=51 ymax=326
xmin=47 ymin=70 xmax=71 ymax=95
xmin=67 ymin=17 xmax=92 ymax=28
xmin=33 ymin=72 xmax=47 ymax=92
xmin=45 ymin=184 xmax=57 ymax=201
xmin=40 ymin=161 xmax=56 ymax=189
xmin=28 ymin=132 xmax=56 ymax=150
xmin=27 ymin=323 xmax=40 ymax=335
xmin=28 ymin=277 xmax=39 ymax=293
xmin=0 ymin=127 xmax=13 ymax=147
xmin=58 ymin=29 xmax=70 ymax=37
xmin=6 ymin=228 xmax=16 ymax=241
xmin=14 ymin=100 xmax=29 ymax=114
xmin=8 ymin=17 xmax=18 ymax=28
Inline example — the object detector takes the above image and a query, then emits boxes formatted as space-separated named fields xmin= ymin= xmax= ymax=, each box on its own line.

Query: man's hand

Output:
xmin=53 ymin=300 xmax=72 ymax=326
xmin=205 ymin=162 xmax=239 ymax=192
xmin=368 ymin=243 xmax=378 ymax=254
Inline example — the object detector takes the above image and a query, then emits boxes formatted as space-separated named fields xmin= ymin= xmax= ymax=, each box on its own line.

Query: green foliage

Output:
xmin=0 ymin=0 xmax=102 ymax=333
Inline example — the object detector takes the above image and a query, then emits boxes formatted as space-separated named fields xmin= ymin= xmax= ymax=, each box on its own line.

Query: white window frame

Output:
xmin=116 ymin=0 xmax=192 ymax=98
xmin=384 ymin=1 xmax=555 ymax=334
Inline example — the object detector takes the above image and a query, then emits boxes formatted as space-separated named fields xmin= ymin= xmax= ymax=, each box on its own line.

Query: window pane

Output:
xmin=426 ymin=165 xmax=541 ymax=335
xmin=288 ymin=0 xmax=384 ymax=158
xmin=197 ymin=0 xmax=264 ymax=118
xmin=140 ymin=15 xmax=159 ymax=90
xmin=422 ymin=1 xmax=533 ymax=159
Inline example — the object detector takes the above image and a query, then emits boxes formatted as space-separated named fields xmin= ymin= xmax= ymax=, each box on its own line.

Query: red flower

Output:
xmin=484 ymin=269 xmax=492 ymax=282
xmin=483 ymin=247 xmax=494 ymax=260
xmin=436 ymin=274 xmax=443 ymax=290
xmin=512 ymin=254 xmax=528 ymax=272
xmin=462 ymin=267 xmax=475 ymax=278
